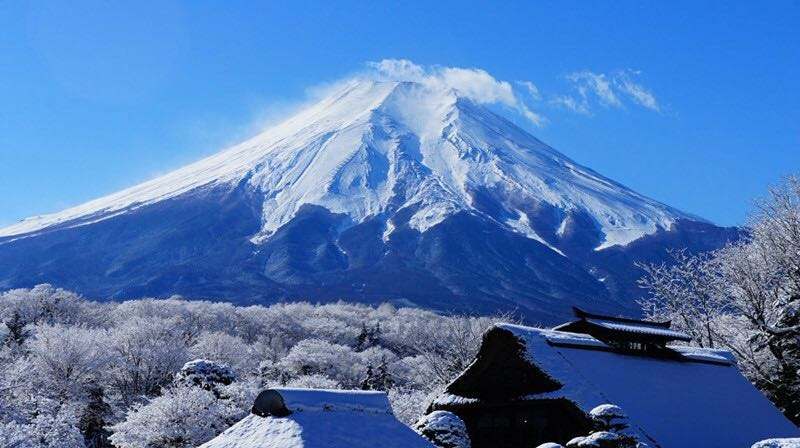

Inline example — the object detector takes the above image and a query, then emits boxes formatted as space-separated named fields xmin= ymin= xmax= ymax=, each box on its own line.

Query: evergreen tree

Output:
xmin=360 ymin=357 xmax=395 ymax=391
xmin=79 ymin=383 xmax=112 ymax=448
xmin=360 ymin=365 xmax=375 ymax=390
xmin=356 ymin=323 xmax=382 ymax=351
xmin=375 ymin=357 xmax=395 ymax=390
xmin=3 ymin=311 xmax=29 ymax=348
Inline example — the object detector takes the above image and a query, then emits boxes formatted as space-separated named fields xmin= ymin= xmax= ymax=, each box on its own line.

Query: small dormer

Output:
xmin=552 ymin=307 xmax=691 ymax=355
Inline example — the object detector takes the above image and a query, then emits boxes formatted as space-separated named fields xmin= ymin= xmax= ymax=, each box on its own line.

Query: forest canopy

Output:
xmin=0 ymin=285 xmax=507 ymax=448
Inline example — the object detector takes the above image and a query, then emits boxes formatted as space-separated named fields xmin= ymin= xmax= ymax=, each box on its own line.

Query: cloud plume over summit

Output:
xmin=366 ymin=59 xmax=546 ymax=126
xmin=364 ymin=59 xmax=661 ymax=125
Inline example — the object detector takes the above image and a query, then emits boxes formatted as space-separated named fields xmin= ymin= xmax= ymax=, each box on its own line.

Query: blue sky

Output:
xmin=0 ymin=1 xmax=797 ymax=227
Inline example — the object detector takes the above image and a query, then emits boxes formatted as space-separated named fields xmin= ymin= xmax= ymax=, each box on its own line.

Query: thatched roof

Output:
xmin=201 ymin=388 xmax=433 ymax=448
xmin=433 ymin=323 xmax=799 ymax=447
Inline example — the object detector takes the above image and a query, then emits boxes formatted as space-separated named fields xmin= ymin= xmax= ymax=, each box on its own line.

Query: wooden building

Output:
xmin=427 ymin=308 xmax=798 ymax=448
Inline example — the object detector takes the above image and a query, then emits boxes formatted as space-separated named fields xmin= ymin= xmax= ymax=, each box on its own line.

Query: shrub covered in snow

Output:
xmin=753 ymin=439 xmax=800 ymax=448
xmin=589 ymin=404 xmax=628 ymax=432
xmin=566 ymin=431 xmax=637 ymax=448
xmin=174 ymin=359 xmax=236 ymax=396
xmin=552 ymin=404 xmax=644 ymax=448
xmin=414 ymin=410 xmax=471 ymax=448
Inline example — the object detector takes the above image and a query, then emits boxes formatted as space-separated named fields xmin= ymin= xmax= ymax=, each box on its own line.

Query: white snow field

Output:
xmin=199 ymin=388 xmax=434 ymax=448
xmin=0 ymin=79 xmax=692 ymax=250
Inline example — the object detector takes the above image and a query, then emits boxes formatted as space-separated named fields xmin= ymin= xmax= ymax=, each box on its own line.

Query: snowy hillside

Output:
xmin=1 ymin=80 xmax=691 ymax=250
xmin=0 ymin=78 xmax=737 ymax=321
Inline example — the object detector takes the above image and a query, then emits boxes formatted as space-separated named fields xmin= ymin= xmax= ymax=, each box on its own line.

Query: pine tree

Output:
xmin=360 ymin=357 xmax=395 ymax=391
xmin=360 ymin=364 xmax=376 ymax=390
xmin=79 ymin=383 xmax=112 ymax=448
xmin=3 ymin=311 xmax=29 ymax=348
xmin=375 ymin=357 xmax=395 ymax=390
xmin=356 ymin=322 xmax=383 ymax=351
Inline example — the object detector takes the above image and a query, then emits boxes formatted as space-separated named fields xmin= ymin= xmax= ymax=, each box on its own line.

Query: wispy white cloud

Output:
xmin=613 ymin=71 xmax=660 ymax=111
xmin=553 ymin=69 xmax=660 ymax=114
xmin=567 ymin=71 xmax=622 ymax=108
xmin=517 ymin=80 xmax=542 ymax=100
xmin=550 ymin=95 xmax=591 ymax=115
xmin=367 ymin=59 xmax=546 ymax=126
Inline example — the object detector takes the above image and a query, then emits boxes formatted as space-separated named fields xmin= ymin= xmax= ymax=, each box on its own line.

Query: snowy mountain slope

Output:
xmin=1 ymin=80 xmax=693 ymax=249
xmin=0 ymin=79 xmax=736 ymax=321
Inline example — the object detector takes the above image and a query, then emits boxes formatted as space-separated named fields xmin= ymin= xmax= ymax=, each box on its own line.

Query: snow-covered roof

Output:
xmin=272 ymin=388 xmax=392 ymax=413
xmin=199 ymin=388 xmax=434 ymax=448
xmin=492 ymin=324 xmax=799 ymax=447
xmin=553 ymin=307 xmax=692 ymax=342
xmin=582 ymin=318 xmax=691 ymax=341
xmin=541 ymin=329 xmax=729 ymax=364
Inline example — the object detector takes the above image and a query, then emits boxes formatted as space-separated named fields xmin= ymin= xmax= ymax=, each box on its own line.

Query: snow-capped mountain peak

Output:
xmin=1 ymin=79 xmax=690 ymax=251
xmin=0 ymin=76 xmax=737 ymax=322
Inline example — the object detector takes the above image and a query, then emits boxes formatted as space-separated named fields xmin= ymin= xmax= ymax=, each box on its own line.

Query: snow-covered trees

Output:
xmin=190 ymin=332 xmax=255 ymax=375
xmin=27 ymin=325 xmax=107 ymax=401
xmin=396 ymin=313 xmax=506 ymax=385
xmin=0 ymin=286 xmax=506 ymax=447
xmin=388 ymin=388 xmax=432 ymax=426
xmin=639 ymin=175 xmax=800 ymax=423
xmin=107 ymin=386 xmax=245 ymax=448
xmin=638 ymin=250 xmax=728 ymax=349
xmin=104 ymin=317 xmax=191 ymax=404
xmin=281 ymin=339 xmax=363 ymax=387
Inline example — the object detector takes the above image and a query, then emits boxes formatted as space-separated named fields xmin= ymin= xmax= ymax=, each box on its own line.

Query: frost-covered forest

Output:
xmin=0 ymin=285 xmax=508 ymax=448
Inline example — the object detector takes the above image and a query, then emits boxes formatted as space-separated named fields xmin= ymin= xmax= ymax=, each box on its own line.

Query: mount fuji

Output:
xmin=0 ymin=79 xmax=737 ymax=322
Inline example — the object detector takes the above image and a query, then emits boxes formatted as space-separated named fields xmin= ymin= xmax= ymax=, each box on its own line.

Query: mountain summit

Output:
xmin=0 ymin=80 xmax=736 ymax=321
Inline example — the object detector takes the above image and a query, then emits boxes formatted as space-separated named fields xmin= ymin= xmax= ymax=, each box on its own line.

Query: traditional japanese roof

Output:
xmin=581 ymin=318 xmax=691 ymax=340
xmin=200 ymin=388 xmax=434 ymax=448
xmin=553 ymin=307 xmax=691 ymax=343
xmin=434 ymin=323 xmax=799 ymax=448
